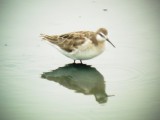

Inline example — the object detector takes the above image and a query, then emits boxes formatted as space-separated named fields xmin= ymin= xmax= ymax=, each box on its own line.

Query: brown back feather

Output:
xmin=41 ymin=31 xmax=97 ymax=52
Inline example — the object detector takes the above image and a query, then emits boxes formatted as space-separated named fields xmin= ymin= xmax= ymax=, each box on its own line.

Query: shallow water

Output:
xmin=0 ymin=0 xmax=160 ymax=120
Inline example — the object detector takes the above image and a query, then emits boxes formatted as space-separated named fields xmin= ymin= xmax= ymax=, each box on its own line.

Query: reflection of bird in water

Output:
xmin=41 ymin=64 xmax=112 ymax=104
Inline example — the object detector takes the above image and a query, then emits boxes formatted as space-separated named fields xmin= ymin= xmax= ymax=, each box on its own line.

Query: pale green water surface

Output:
xmin=0 ymin=0 xmax=160 ymax=120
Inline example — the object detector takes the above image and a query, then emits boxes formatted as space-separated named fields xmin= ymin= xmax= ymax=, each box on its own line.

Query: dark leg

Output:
xmin=80 ymin=60 xmax=83 ymax=64
xmin=73 ymin=60 xmax=76 ymax=64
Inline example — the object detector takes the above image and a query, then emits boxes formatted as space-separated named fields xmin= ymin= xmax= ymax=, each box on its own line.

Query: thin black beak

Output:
xmin=106 ymin=38 xmax=115 ymax=48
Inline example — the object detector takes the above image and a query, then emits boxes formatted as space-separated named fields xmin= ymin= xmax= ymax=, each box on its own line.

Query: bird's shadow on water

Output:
xmin=41 ymin=63 xmax=112 ymax=104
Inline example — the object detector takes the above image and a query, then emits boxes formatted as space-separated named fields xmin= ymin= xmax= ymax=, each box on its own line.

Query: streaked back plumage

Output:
xmin=40 ymin=31 xmax=97 ymax=52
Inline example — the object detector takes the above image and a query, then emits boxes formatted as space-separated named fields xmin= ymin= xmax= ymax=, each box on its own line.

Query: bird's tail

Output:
xmin=40 ymin=34 xmax=58 ymax=43
xmin=40 ymin=34 xmax=49 ymax=40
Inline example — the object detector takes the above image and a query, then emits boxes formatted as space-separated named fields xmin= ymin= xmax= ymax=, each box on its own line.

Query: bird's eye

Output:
xmin=99 ymin=33 xmax=104 ymax=37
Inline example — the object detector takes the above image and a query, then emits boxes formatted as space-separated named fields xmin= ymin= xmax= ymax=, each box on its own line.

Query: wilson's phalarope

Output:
xmin=41 ymin=28 xmax=115 ymax=63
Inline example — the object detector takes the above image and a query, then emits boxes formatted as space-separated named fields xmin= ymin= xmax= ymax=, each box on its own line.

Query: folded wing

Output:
xmin=41 ymin=31 xmax=94 ymax=52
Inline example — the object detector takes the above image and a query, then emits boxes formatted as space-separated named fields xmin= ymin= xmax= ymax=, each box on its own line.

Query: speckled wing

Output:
xmin=41 ymin=31 xmax=95 ymax=52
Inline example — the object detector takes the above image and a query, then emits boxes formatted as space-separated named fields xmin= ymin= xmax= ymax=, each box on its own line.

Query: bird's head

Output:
xmin=96 ymin=28 xmax=115 ymax=48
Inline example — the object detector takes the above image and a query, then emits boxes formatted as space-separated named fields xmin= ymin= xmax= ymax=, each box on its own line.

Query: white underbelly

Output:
xmin=60 ymin=41 xmax=105 ymax=60
xmin=71 ymin=48 xmax=104 ymax=60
